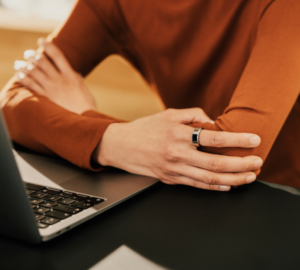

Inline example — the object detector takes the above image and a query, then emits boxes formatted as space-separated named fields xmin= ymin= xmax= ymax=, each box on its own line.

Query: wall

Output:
xmin=0 ymin=23 xmax=162 ymax=121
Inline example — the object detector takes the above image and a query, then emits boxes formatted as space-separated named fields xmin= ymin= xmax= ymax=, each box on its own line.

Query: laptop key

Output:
xmin=40 ymin=217 xmax=60 ymax=225
xmin=85 ymin=197 xmax=105 ymax=205
xmin=37 ymin=223 xmax=48 ymax=229
xmin=71 ymin=194 xmax=89 ymax=201
xmin=58 ymin=198 xmax=75 ymax=205
xmin=34 ymin=207 xmax=50 ymax=214
xmin=46 ymin=210 xmax=72 ymax=219
xmin=59 ymin=191 xmax=73 ymax=198
xmin=26 ymin=189 xmax=35 ymax=195
xmin=44 ymin=195 xmax=62 ymax=201
xmin=41 ymin=187 xmax=61 ymax=195
xmin=24 ymin=183 xmax=45 ymax=191
xmin=35 ymin=214 xmax=45 ymax=221
xmin=40 ymin=201 xmax=58 ymax=208
xmin=31 ymin=192 xmax=48 ymax=199
xmin=30 ymin=198 xmax=44 ymax=205
xmin=54 ymin=204 xmax=81 ymax=214
xmin=72 ymin=201 xmax=92 ymax=209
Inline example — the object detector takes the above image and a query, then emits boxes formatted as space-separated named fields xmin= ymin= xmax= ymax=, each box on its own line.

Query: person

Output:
xmin=1 ymin=0 xmax=299 ymax=190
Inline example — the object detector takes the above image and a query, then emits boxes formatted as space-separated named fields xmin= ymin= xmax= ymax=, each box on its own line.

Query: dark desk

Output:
xmin=1 ymin=181 xmax=300 ymax=270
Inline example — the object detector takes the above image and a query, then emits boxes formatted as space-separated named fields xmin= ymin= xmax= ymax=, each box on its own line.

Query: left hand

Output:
xmin=14 ymin=38 xmax=97 ymax=114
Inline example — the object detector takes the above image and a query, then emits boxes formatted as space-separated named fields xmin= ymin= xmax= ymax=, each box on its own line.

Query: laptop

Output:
xmin=0 ymin=110 xmax=158 ymax=243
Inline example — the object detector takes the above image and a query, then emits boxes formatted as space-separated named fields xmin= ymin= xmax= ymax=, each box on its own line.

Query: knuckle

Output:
xmin=201 ymin=172 xmax=218 ymax=185
xmin=242 ymin=159 xmax=252 ymax=171
xmin=158 ymin=176 xmax=169 ymax=184
xmin=207 ymin=184 xmax=217 ymax=191
xmin=209 ymin=158 xmax=224 ymax=172
xmin=164 ymin=146 xmax=181 ymax=162
xmin=163 ymin=108 xmax=176 ymax=118
xmin=231 ymin=173 xmax=243 ymax=186
xmin=160 ymin=178 xmax=174 ymax=185
xmin=157 ymin=172 xmax=175 ymax=185
xmin=158 ymin=161 xmax=173 ymax=174
xmin=210 ymin=133 xmax=223 ymax=147
xmin=196 ymin=107 xmax=204 ymax=114
xmin=237 ymin=136 xmax=244 ymax=147
xmin=192 ymin=180 xmax=204 ymax=189
xmin=231 ymin=177 xmax=241 ymax=186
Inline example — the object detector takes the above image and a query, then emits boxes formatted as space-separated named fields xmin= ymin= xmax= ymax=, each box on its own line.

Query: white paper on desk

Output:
xmin=89 ymin=245 xmax=168 ymax=270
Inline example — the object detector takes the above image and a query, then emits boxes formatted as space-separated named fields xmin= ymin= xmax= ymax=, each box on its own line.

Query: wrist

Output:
xmin=92 ymin=122 xmax=121 ymax=167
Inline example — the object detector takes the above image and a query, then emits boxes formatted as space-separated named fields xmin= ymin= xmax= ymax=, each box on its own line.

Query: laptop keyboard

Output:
xmin=25 ymin=183 xmax=105 ymax=229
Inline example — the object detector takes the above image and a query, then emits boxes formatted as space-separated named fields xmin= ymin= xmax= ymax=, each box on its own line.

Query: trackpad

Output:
xmin=14 ymin=150 xmax=85 ymax=188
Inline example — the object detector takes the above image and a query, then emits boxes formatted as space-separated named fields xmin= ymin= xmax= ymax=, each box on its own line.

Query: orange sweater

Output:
xmin=1 ymin=0 xmax=300 ymax=187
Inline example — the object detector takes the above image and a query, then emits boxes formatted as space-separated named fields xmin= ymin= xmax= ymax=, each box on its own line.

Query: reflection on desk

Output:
xmin=1 ymin=181 xmax=300 ymax=270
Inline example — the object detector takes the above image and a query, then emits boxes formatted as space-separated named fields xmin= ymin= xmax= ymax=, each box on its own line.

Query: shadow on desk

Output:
xmin=1 ymin=181 xmax=300 ymax=270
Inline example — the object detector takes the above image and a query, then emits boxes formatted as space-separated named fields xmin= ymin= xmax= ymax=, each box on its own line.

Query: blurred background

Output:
xmin=0 ymin=0 xmax=162 ymax=121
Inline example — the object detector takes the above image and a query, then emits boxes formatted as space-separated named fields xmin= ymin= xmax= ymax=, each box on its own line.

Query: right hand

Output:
xmin=94 ymin=108 xmax=263 ymax=191
xmin=14 ymin=39 xmax=97 ymax=115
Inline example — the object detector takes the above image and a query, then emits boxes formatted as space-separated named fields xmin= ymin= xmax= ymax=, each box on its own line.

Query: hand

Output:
xmin=94 ymin=108 xmax=263 ymax=191
xmin=14 ymin=39 xmax=97 ymax=114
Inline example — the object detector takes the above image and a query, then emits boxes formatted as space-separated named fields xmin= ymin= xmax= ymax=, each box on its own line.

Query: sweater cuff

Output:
xmin=81 ymin=118 xmax=115 ymax=171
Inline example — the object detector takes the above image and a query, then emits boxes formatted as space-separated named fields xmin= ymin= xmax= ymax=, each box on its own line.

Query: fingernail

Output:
xmin=210 ymin=120 xmax=215 ymax=124
xmin=246 ymin=174 xmax=256 ymax=183
xmin=24 ymin=50 xmax=35 ymax=60
xmin=220 ymin=185 xmax=230 ymax=191
xmin=34 ymin=54 xmax=41 ymax=61
xmin=253 ymin=159 xmax=263 ymax=169
xmin=249 ymin=135 xmax=260 ymax=146
xmin=17 ymin=72 xmax=25 ymax=81
xmin=26 ymin=63 xmax=34 ymax=71
xmin=14 ymin=60 xmax=27 ymax=70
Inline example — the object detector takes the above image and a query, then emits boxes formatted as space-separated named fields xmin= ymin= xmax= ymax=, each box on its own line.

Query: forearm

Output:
xmin=192 ymin=0 xmax=300 ymax=171
xmin=0 ymin=80 xmax=118 ymax=170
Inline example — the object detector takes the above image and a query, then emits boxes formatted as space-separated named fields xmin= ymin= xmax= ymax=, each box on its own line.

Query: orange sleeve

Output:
xmin=0 ymin=0 xmax=122 ymax=170
xmin=194 ymin=0 xmax=300 ymax=173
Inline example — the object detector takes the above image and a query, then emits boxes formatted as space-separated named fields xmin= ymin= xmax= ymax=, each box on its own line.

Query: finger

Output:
xmin=29 ymin=53 xmax=58 ymax=80
xmin=16 ymin=72 xmax=45 ymax=96
xmin=163 ymin=174 xmax=231 ymax=191
xmin=38 ymin=38 xmax=72 ymax=74
xmin=187 ymin=150 xmax=263 ymax=172
xmin=23 ymin=50 xmax=36 ymax=61
xmin=177 ymin=164 xmax=257 ymax=186
xmin=171 ymin=124 xmax=261 ymax=150
xmin=199 ymin=130 xmax=261 ymax=148
xmin=163 ymin=108 xmax=214 ymax=124
xmin=19 ymin=63 xmax=49 ymax=89
xmin=14 ymin=60 xmax=27 ymax=70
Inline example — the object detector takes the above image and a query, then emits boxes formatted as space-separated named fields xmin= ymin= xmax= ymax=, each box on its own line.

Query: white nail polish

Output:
xmin=210 ymin=120 xmax=215 ymax=124
xmin=18 ymin=72 xmax=25 ymax=80
xmin=26 ymin=63 xmax=34 ymax=71
xmin=14 ymin=60 xmax=27 ymax=70
xmin=220 ymin=185 xmax=230 ymax=191
xmin=23 ymin=50 xmax=35 ymax=60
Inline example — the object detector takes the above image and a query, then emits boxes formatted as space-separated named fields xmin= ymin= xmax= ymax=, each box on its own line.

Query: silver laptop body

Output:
xmin=0 ymin=110 xmax=158 ymax=243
